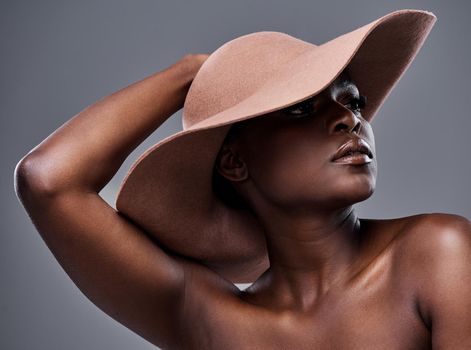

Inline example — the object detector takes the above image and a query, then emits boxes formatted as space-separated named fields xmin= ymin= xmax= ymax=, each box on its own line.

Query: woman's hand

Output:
xmin=177 ymin=53 xmax=211 ymax=84
xmin=184 ymin=53 xmax=210 ymax=66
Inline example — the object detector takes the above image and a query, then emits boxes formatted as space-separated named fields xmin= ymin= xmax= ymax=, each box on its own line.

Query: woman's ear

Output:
xmin=215 ymin=144 xmax=249 ymax=182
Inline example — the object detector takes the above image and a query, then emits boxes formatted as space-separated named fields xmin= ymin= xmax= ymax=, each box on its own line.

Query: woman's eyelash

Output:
xmin=286 ymin=94 xmax=367 ymax=118
xmin=347 ymin=94 xmax=367 ymax=113
xmin=286 ymin=98 xmax=316 ymax=116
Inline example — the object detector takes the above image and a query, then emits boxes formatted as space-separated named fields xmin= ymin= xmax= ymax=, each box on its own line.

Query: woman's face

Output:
xmin=218 ymin=72 xmax=377 ymax=212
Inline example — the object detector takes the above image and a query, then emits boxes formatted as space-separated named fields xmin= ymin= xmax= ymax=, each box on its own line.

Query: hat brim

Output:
xmin=115 ymin=9 xmax=436 ymax=283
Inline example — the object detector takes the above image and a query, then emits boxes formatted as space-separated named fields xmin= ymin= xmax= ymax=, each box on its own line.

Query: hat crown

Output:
xmin=182 ymin=31 xmax=315 ymax=129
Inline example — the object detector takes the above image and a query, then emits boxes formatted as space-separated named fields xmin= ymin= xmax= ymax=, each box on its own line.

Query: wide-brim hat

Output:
xmin=115 ymin=9 xmax=437 ymax=283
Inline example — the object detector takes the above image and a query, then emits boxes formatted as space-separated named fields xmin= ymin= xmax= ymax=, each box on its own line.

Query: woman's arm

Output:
xmin=14 ymin=55 xmax=217 ymax=348
xmin=21 ymin=54 xmax=206 ymax=194
xmin=16 ymin=54 xmax=268 ymax=283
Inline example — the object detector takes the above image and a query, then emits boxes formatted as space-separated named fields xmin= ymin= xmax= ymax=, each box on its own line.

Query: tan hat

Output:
xmin=115 ymin=9 xmax=437 ymax=283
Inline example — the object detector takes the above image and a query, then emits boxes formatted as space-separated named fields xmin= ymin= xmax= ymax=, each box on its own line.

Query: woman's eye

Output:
xmin=286 ymin=99 xmax=316 ymax=117
xmin=347 ymin=95 xmax=367 ymax=113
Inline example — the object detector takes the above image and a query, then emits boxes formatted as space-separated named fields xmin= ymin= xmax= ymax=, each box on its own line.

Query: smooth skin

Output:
xmin=14 ymin=54 xmax=471 ymax=349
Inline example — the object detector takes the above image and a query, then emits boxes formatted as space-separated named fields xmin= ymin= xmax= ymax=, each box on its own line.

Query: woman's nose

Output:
xmin=328 ymin=105 xmax=362 ymax=135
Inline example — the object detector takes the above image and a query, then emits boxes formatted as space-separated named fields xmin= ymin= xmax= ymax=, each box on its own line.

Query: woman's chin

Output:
xmin=339 ymin=183 xmax=376 ymax=204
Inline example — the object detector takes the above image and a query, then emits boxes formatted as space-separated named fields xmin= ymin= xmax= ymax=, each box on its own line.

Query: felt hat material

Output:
xmin=115 ymin=9 xmax=437 ymax=283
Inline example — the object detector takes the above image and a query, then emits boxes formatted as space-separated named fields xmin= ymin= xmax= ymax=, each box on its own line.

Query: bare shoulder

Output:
xmin=392 ymin=212 xmax=471 ymax=257
xmin=389 ymin=213 xmax=471 ymax=328
xmin=388 ymin=212 xmax=471 ymax=274
xmin=358 ymin=213 xmax=470 ymax=286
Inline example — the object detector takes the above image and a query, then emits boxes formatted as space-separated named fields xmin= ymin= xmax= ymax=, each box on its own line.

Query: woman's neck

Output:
xmin=249 ymin=206 xmax=366 ymax=313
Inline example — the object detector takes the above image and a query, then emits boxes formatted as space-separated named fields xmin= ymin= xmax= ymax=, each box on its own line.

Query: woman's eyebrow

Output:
xmin=335 ymin=80 xmax=360 ymax=96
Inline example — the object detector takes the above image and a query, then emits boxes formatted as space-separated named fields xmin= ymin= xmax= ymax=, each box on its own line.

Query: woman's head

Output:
xmin=213 ymin=70 xmax=377 ymax=216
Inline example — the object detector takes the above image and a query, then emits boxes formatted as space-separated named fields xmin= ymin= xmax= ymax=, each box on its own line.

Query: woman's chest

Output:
xmin=183 ymin=246 xmax=430 ymax=350
xmin=208 ymin=290 xmax=428 ymax=349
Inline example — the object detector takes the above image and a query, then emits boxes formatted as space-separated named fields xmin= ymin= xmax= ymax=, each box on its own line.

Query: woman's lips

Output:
xmin=332 ymin=152 xmax=372 ymax=164
xmin=332 ymin=138 xmax=373 ymax=162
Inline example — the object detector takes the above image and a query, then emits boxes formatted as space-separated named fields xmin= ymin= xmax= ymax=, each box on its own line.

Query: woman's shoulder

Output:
xmin=391 ymin=212 xmax=470 ymax=261
xmin=376 ymin=212 xmax=471 ymax=290
xmin=383 ymin=213 xmax=471 ymax=333
xmin=362 ymin=212 xmax=470 ymax=243
xmin=361 ymin=212 xmax=470 ymax=275
xmin=382 ymin=212 xmax=469 ymax=243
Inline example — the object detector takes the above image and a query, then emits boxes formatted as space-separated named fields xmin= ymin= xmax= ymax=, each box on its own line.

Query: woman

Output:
xmin=14 ymin=9 xmax=471 ymax=350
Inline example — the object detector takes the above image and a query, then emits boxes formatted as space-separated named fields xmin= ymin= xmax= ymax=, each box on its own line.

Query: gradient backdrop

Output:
xmin=2 ymin=0 xmax=470 ymax=349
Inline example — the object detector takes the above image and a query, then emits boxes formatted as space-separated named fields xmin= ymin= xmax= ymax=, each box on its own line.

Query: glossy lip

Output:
xmin=331 ymin=137 xmax=373 ymax=162
xmin=332 ymin=153 xmax=372 ymax=164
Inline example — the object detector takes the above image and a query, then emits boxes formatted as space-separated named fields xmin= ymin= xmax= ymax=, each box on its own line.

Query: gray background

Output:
xmin=2 ymin=0 xmax=470 ymax=349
